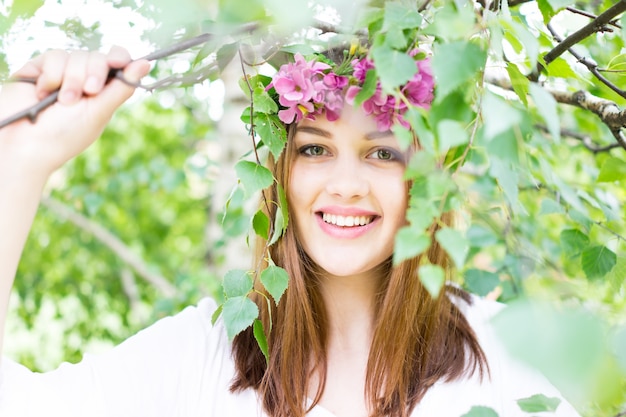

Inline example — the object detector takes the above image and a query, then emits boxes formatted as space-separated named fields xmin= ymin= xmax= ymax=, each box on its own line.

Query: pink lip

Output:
xmin=315 ymin=205 xmax=380 ymax=239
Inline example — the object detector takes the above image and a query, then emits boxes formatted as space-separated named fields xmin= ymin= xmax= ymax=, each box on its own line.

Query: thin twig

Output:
xmin=0 ymin=23 xmax=260 ymax=129
xmin=595 ymin=221 xmax=626 ymax=242
xmin=41 ymin=196 xmax=177 ymax=297
xmin=535 ymin=124 xmax=620 ymax=153
xmin=540 ymin=1 xmax=626 ymax=69
xmin=566 ymin=6 xmax=621 ymax=30
xmin=237 ymin=47 xmax=273 ymax=236
xmin=546 ymin=23 xmax=626 ymax=100
xmin=486 ymin=75 xmax=626 ymax=151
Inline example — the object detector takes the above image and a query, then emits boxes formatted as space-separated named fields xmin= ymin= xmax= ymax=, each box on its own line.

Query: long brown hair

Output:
xmin=230 ymin=124 xmax=487 ymax=416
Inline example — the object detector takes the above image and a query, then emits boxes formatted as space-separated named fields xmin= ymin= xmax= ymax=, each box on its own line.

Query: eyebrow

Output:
xmin=295 ymin=126 xmax=331 ymax=138
xmin=295 ymin=125 xmax=394 ymax=140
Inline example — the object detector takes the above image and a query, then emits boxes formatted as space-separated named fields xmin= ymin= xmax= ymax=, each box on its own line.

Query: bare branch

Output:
xmin=542 ymin=1 xmax=626 ymax=68
xmin=41 ymin=196 xmax=177 ymax=297
xmin=486 ymin=75 xmax=626 ymax=151
xmin=547 ymin=88 xmax=626 ymax=130
xmin=476 ymin=0 xmax=533 ymax=10
xmin=546 ymin=23 xmax=626 ymax=100
xmin=0 ymin=23 xmax=261 ymax=129
xmin=566 ymin=6 xmax=621 ymax=30
xmin=535 ymin=124 xmax=621 ymax=153
xmin=120 ymin=268 xmax=141 ymax=312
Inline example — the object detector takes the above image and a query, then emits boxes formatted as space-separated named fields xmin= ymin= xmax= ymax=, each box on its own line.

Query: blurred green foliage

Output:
xmin=1 ymin=0 xmax=626 ymax=416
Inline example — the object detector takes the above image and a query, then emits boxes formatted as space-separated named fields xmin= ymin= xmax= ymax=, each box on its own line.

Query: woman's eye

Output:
xmin=371 ymin=148 xmax=395 ymax=160
xmin=301 ymin=145 xmax=326 ymax=156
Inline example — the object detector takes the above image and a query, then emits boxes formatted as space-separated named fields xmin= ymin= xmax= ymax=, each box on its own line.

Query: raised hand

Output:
xmin=0 ymin=46 xmax=150 ymax=179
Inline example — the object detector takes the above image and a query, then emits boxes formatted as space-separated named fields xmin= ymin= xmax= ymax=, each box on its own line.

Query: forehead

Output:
xmin=297 ymin=105 xmax=382 ymax=136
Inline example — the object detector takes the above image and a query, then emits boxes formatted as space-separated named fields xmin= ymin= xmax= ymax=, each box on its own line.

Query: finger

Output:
xmin=35 ymin=50 xmax=68 ymax=100
xmin=83 ymin=52 xmax=109 ymax=95
xmin=11 ymin=55 xmax=43 ymax=79
xmin=57 ymin=50 xmax=89 ymax=105
xmin=106 ymin=45 xmax=132 ymax=69
xmin=89 ymin=59 xmax=150 ymax=124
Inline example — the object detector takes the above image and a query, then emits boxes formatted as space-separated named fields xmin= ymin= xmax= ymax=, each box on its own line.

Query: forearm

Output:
xmin=0 ymin=158 xmax=48 ymax=357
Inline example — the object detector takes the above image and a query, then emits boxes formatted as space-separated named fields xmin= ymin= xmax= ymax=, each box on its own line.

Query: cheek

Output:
xmin=376 ymin=173 xmax=408 ymax=220
xmin=287 ymin=163 xmax=313 ymax=217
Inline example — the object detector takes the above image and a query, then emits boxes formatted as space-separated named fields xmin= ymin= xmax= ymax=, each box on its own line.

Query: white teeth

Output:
xmin=322 ymin=213 xmax=373 ymax=227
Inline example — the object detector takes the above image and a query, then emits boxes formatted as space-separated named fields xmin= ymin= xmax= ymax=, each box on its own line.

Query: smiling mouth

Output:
xmin=321 ymin=212 xmax=375 ymax=227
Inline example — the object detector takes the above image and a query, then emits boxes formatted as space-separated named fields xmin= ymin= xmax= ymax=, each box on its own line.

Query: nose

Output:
xmin=324 ymin=154 xmax=370 ymax=199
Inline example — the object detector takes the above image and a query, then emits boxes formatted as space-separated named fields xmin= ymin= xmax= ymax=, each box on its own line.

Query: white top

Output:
xmin=0 ymin=295 xmax=580 ymax=417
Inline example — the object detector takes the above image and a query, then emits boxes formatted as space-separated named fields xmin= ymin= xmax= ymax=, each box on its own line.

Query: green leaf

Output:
xmin=481 ymin=92 xmax=522 ymax=140
xmin=597 ymin=157 xmax=626 ymax=183
xmin=460 ymin=405 xmax=499 ymax=417
xmin=559 ymin=229 xmax=589 ymax=256
xmin=256 ymin=113 xmax=287 ymax=159
xmin=504 ymin=20 xmax=539 ymax=67
xmin=517 ymin=394 xmax=561 ymax=413
xmin=467 ymin=225 xmax=499 ymax=248
xmin=370 ymin=46 xmax=416 ymax=91
xmin=253 ymin=85 xmax=278 ymax=114
xmin=253 ymin=319 xmax=269 ymax=363
xmin=492 ymin=300 xmax=605 ymax=394
xmin=222 ymin=296 xmax=259 ymax=340
xmin=437 ymin=119 xmax=469 ymax=152
xmin=546 ymin=57 xmax=578 ymax=79
xmin=432 ymin=41 xmax=486 ymax=99
xmin=536 ymin=0 xmax=555 ymax=25
xmin=354 ymin=69 xmax=378 ymax=107
xmin=216 ymin=42 xmax=239 ymax=71
xmin=606 ymin=256 xmax=626 ymax=290
xmin=539 ymin=198 xmax=565 ymax=215
xmin=235 ymin=161 xmax=274 ymax=195
xmin=211 ymin=303 xmax=223 ymax=326
xmin=419 ymin=264 xmax=445 ymax=299
xmin=382 ymin=2 xmax=422 ymax=30
xmin=464 ymin=269 xmax=500 ymax=296
xmin=622 ymin=14 xmax=626 ymax=45
xmin=505 ymin=62 xmax=529 ymax=107
xmin=489 ymin=158 xmax=520 ymax=211
xmin=435 ymin=228 xmax=469 ymax=270
xmin=529 ymin=83 xmax=560 ymax=142
xmin=223 ymin=269 xmax=253 ymax=297
xmin=8 ymin=0 xmax=44 ymax=19
xmin=269 ymin=183 xmax=289 ymax=245
xmin=252 ymin=209 xmax=270 ymax=240
xmin=260 ymin=265 xmax=289 ymax=304
xmin=393 ymin=227 xmax=430 ymax=265
xmin=581 ymin=245 xmax=617 ymax=280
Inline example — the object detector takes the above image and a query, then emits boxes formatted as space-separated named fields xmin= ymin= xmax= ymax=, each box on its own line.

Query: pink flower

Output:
xmin=351 ymin=57 xmax=375 ymax=83
xmin=269 ymin=53 xmax=330 ymax=123
xmin=403 ymin=58 xmax=434 ymax=109
xmin=268 ymin=51 xmax=436 ymax=129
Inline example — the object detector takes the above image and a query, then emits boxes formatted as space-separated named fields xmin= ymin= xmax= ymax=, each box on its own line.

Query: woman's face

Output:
xmin=288 ymin=105 xmax=408 ymax=278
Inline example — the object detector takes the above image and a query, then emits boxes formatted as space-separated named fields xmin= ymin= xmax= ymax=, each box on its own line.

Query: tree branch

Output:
xmin=487 ymin=75 xmax=626 ymax=151
xmin=566 ymin=6 xmax=621 ymax=30
xmin=0 ymin=22 xmax=260 ymax=129
xmin=41 ymin=196 xmax=176 ymax=297
xmin=541 ymin=1 xmax=626 ymax=68
xmin=534 ymin=124 xmax=621 ymax=153
xmin=546 ymin=23 xmax=626 ymax=100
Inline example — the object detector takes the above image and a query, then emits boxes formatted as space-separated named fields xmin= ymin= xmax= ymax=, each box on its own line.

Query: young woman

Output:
xmin=0 ymin=47 xmax=579 ymax=417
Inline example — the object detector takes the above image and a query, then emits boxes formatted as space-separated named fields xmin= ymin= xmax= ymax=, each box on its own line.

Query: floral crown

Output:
xmin=267 ymin=47 xmax=435 ymax=131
